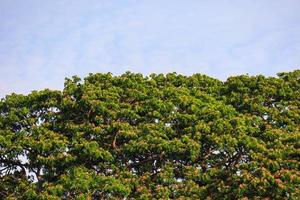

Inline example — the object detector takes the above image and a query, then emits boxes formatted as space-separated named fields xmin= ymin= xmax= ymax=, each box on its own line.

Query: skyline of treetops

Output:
xmin=0 ymin=70 xmax=299 ymax=199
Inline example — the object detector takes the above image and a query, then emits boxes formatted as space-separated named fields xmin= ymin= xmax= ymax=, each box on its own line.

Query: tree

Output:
xmin=0 ymin=70 xmax=299 ymax=199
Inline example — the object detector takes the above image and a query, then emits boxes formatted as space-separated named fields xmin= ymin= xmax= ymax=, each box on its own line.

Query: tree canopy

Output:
xmin=0 ymin=70 xmax=299 ymax=199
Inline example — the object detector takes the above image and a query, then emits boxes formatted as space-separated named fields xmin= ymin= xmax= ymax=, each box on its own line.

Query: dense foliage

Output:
xmin=1 ymin=70 xmax=299 ymax=199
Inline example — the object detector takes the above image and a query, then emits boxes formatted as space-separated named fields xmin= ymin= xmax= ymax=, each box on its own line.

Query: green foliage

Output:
xmin=1 ymin=70 xmax=299 ymax=199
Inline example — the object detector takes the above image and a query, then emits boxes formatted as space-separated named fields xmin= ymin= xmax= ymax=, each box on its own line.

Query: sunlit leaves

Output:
xmin=0 ymin=70 xmax=299 ymax=199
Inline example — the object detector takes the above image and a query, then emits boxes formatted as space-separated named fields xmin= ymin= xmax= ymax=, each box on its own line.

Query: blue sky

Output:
xmin=0 ymin=0 xmax=300 ymax=97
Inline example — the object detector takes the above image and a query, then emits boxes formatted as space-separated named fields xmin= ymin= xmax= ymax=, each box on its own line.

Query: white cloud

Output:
xmin=0 ymin=0 xmax=299 ymax=97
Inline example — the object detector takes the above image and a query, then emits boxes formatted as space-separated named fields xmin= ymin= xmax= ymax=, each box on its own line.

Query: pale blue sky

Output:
xmin=0 ymin=0 xmax=300 ymax=97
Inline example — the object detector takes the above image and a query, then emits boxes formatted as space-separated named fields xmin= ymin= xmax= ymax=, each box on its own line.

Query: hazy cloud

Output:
xmin=0 ymin=0 xmax=299 ymax=97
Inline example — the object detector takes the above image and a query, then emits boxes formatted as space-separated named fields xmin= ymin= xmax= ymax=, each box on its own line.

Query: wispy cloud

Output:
xmin=0 ymin=0 xmax=299 ymax=97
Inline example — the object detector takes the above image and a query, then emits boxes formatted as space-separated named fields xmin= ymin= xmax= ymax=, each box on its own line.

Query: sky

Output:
xmin=0 ymin=0 xmax=300 ymax=97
